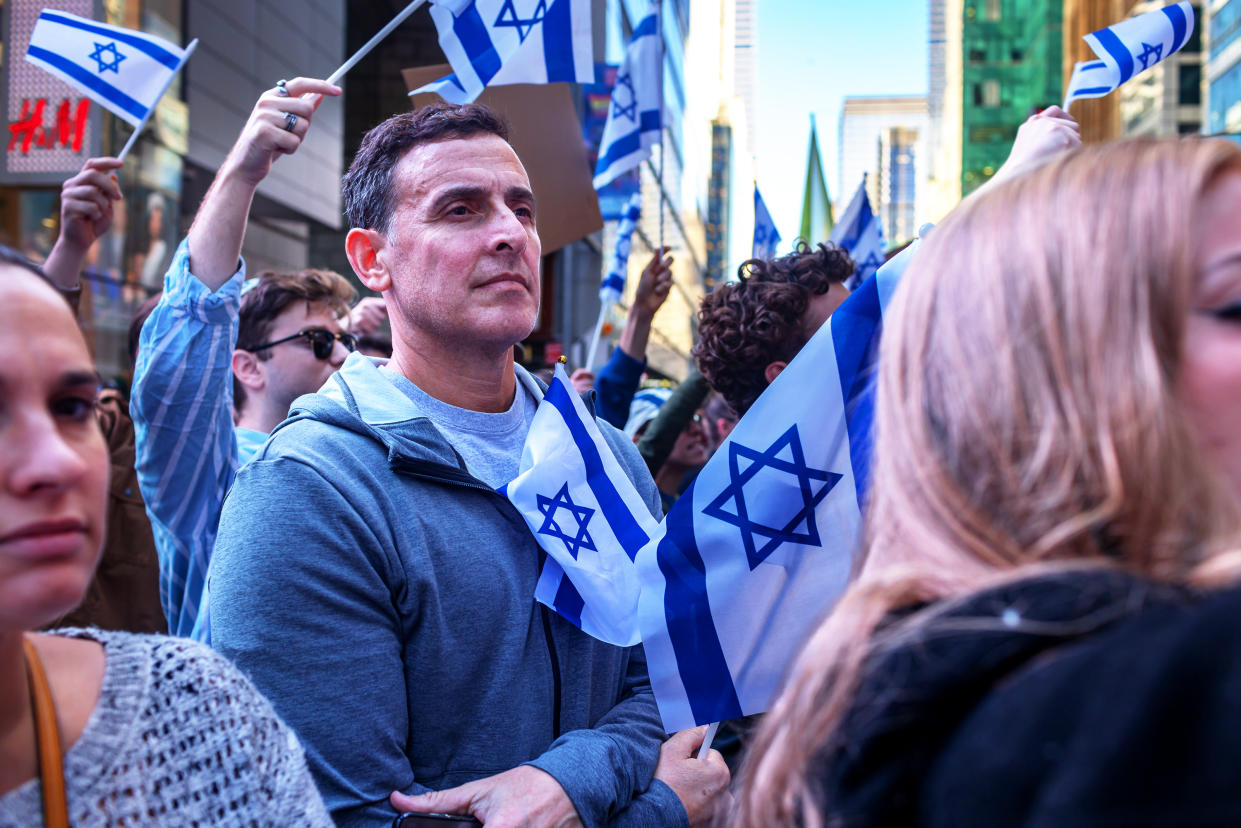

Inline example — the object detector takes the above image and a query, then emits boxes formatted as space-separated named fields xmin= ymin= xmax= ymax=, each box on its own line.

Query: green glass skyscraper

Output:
xmin=959 ymin=0 xmax=1063 ymax=195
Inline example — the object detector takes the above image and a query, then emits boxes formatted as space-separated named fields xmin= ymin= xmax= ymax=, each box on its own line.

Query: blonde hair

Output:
xmin=733 ymin=139 xmax=1241 ymax=827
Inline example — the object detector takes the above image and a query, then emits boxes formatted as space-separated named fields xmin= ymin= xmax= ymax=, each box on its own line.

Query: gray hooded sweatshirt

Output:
xmin=208 ymin=354 xmax=685 ymax=827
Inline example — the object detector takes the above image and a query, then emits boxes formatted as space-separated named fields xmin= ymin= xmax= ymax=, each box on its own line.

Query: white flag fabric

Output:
xmin=502 ymin=362 xmax=661 ymax=646
xmin=601 ymin=192 xmax=642 ymax=305
xmin=1064 ymin=1 xmax=1195 ymax=110
xmin=752 ymin=184 xmax=781 ymax=261
xmin=413 ymin=0 xmax=594 ymax=104
xmin=25 ymin=10 xmax=194 ymax=128
xmin=593 ymin=9 xmax=662 ymax=189
xmin=831 ymin=178 xmax=886 ymax=291
xmin=636 ymin=238 xmax=920 ymax=732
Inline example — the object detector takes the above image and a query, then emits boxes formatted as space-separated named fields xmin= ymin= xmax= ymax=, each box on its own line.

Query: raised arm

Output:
xmin=595 ymin=248 xmax=673 ymax=428
xmin=187 ymin=77 xmax=340 ymax=289
xmin=43 ymin=156 xmax=124 ymax=292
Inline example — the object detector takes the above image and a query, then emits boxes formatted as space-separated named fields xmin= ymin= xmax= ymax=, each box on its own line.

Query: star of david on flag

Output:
xmin=537 ymin=483 xmax=598 ymax=559
xmin=25 ymin=10 xmax=196 ymax=128
xmin=413 ymin=0 xmax=594 ymax=105
xmin=501 ymin=362 xmax=661 ymax=646
xmin=831 ymin=178 xmax=886 ymax=291
xmin=601 ymin=192 xmax=643 ymax=305
xmin=594 ymin=7 xmax=663 ymax=189
xmin=1063 ymin=1 xmax=1194 ymax=111
xmin=635 ymin=233 xmax=924 ymax=732
xmin=752 ymin=184 xmax=782 ymax=261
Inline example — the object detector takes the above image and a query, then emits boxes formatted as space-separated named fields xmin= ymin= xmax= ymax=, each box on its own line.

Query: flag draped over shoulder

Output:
xmin=601 ymin=192 xmax=642 ymax=305
xmin=752 ymin=185 xmax=781 ymax=261
xmin=636 ymin=239 xmax=919 ymax=732
xmin=25 ymin=10 xmax=195 ymax=127
xmin=831 ymin=178 xmax=886 ymax=291
xmin=593 ymin=9 xmax=662 ymax=189
xmin=1064 ymin=1 xmax=1195 ymax=110
xmin=502 ymin=362 xmax=661 ymax=646
xmin=414 ymin=0 xmax=594 ymax=104
xmin=799 ymin=118 xmax=834 ymax=244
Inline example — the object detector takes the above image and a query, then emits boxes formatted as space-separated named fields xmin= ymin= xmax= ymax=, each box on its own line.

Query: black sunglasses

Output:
xmin=246 ymin=328 xmax=358 ymax=360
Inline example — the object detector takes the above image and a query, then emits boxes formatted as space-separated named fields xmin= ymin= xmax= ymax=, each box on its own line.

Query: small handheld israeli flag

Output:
xmin=25 ymin=10 xmax=196 ymax=128
xmin=752 ymin=185 xmax=781 ymax=261
xmin=830 ymin=177 xmax=886 ymax=291
xmin=1063 ymin=1 xmax=1195 ymax=111
xmin=602 ymin=192 xmax=643 ymax=306
xmin=594 ymin=8 xmax=662 ymax=189
xmin=413 ymin=0 xmax=594 ymax=104
xmin=503 ymin=362 xmax=661 ymax=646
xmin=636 ymin=237 xmax=920 ymax=732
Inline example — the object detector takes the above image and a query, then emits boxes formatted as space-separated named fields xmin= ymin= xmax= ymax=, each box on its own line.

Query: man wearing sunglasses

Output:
xmin=130 ymin=78 xmax=358 ymax=639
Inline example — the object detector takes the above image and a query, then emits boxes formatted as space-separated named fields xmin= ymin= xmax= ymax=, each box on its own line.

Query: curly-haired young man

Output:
xmin=693 ymin=241 xmax=855 ymax=415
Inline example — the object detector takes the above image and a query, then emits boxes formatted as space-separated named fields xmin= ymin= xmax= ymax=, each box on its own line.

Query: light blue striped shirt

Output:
xmin=131 ymin=240 xmax=265 ymax=638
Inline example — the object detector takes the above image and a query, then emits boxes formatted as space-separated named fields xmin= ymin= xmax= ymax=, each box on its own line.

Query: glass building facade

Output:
xmin=1208 ymin=0 xmax=1241 ymax=136
xmin=959 ymin=0 xmax=1062 ymax=195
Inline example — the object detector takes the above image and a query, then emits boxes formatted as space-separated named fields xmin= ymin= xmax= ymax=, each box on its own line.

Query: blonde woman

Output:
xmin=734 ymin=138 xmax=1241 ymax=828
xmin=0 ymin=249 xmax=331 ymax=827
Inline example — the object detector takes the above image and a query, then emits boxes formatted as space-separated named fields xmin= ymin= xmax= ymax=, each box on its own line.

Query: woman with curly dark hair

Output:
xmin=693 ymin=241 xmax=854 ymax=416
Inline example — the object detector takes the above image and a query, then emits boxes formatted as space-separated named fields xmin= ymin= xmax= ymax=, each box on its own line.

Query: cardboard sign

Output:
xmin=402 ymin=64 xmax=603 ymax=254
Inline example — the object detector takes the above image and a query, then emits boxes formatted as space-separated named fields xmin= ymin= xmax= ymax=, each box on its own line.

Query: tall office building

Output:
xmin=959 ymin=0 xmax=1063 ymax=196
xmin=734 ymin=0 xmax=759 ymax=157
xmin=877 ymin=126 xmax=921 ymax=245
xmin=837 ymin=96 xmax=927 ymax=228
xmin=1207 ymin=0 xmax=1241 ymax=136
xmin=1119 ymin=1 xmax=1204 ymax=136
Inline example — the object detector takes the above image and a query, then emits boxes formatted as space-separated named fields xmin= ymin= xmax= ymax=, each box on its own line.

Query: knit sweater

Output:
xmin=0 ymin=629 xmax=331 ymax=827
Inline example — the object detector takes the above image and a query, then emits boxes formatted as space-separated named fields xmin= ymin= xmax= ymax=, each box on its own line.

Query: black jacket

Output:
xmin=820 ymin=569 xmax=1241 ymax=827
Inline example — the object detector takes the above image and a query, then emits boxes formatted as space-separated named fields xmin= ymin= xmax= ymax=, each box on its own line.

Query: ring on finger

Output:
xmin=283 ymin=112 xmax=298 ymax=132
xmin=276 ymin=79 xmax=290 ymax=97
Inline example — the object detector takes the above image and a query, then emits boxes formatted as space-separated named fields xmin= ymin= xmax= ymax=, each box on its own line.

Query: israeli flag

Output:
xmin=413 ymin=0 xmax=594 ymax=104
xmin=594 ymin=9 xmax=662 ymax=189
xmin=25 ymin=10 xmax=195 ymax=128
xmin=636 ymin=238 xmax=919 ymax=731
xmin=752 ymin=185 xmax=781 ymax=261
xmin=503 ymin=362 xmax=661 ymax=646
xmin=601 ymin=193 xmax=642 ymax=305
xmin=1064 ymin=1 xmax=1195 ymax=111
xmin=830 ymin=178 xmax=886 ymax=291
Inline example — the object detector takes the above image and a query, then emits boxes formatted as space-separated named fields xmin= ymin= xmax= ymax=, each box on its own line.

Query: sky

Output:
xmin=755 ymin=0 xmax=928 ymax=252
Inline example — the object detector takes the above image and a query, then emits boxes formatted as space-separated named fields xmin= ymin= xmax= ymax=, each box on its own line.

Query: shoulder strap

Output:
xmin=23 ymin=636 xmax=68 ymax=828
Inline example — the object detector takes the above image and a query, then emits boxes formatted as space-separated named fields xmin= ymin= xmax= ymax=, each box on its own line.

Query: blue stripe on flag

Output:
xmin=1091 ymin=27 xmax=1136 ymax=84
xmin=601 ymin=274 xmax=625 ymax=293
xmin=633 ymin=14 xmax=658 ymax=39
xmin=26 ymin=45 xmax=147 ymax=120
xmin=1082 ymin=60 xmax=1107 ymax=70
xmin=831 ymin=275 xmax=883 ymax=503
xmin=1162 ymin=3 xmax=1189 ymax=53
xmin=658 ymin=481 xmax=745 ymax=724
xmin=543 ymin=380 xmax=651 ymax=559
xmin=595 ymin=111 xmax=661 ymax=175
xmin=39 ymin=10 xmax=181 ymax=68
xmin=453 ymin=5 xmax=503 ymax=84
xmin=553 ymin=573 xmax=585 ymax=627
xmin=1075 ymin=85 xmax=1114 ymax=96
xmin=542 ymin=0 xmax=574 ymax=80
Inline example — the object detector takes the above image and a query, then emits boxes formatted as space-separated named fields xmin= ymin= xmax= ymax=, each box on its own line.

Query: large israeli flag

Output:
xmin=636 ymin=239 xmax=919 ymax=732
xmin=594 ymin=9 xmax=662 ymax=189
xmin=413 ymin=0 xmax=594 ymax=104
xmin=831 ymin=178 xmax=886 ymax=291
xmin=25 ymin=10 xmax=196 ymax=128
xmin=503 ymin=362 xmax=661 ymax=646
xmin=1064 ymin=1 xmax=1195 ymax=110
xmin=752 ymin=185 xmax=781 ymax=260
xmin=601 ymin=192 xmax=643 ymax=305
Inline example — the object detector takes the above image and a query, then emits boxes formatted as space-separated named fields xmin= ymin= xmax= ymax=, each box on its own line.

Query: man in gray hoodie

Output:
xmin=208 ymin=102 xmax=728 ymax=826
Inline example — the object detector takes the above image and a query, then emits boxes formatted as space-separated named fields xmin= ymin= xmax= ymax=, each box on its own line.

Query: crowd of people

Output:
xmin=1 ymin=72 xmax=1239 ymax=828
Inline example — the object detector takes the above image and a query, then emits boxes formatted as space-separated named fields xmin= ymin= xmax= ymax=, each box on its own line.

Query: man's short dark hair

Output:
xmin=693 ymin=241 xmax=854 ymax=415
xmin=342 ymin=104 xmax=512 ymax=235
xmin=233 ymin=269 xmax=357 ymax=411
